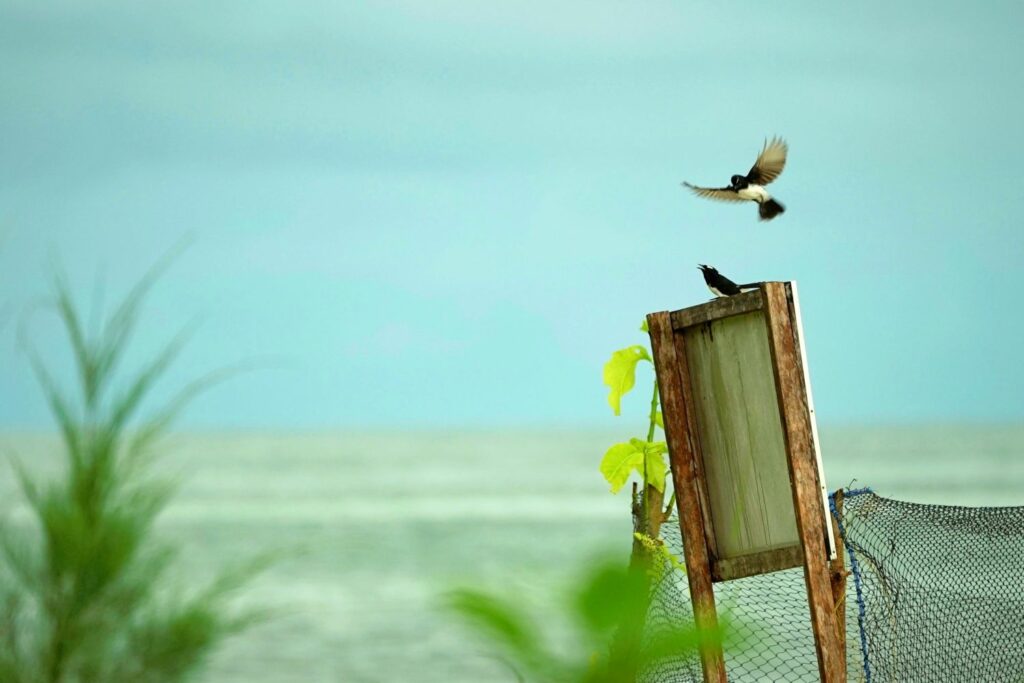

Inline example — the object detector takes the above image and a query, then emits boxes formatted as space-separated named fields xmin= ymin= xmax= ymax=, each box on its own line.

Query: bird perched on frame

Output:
xmin=698 ymin=265 xmax=761 ymax=298
xmin=683 ymin=137 xmax=788 ymax=221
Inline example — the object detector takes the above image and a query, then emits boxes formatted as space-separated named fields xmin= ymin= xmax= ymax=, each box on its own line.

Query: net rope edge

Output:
xmin=831 ymin=486 xmax=874 ymax=683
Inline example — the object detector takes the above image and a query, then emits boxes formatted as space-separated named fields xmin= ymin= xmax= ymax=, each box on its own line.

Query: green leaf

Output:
xmin=600 ymin=440 xmax=669 ymax=493
xmin=623 ymin=439 xmax=668 ymax=493
xmin=602 ymin=345 xmax=651 ymax=416
xmin=639 ymin=319 xmax=649 ymax=333
xmin=654 ymin=411 xmax=664 ymax=430
xmin=599 ymin=442 xmax=643 ymax=493
xmin=643 ymin=442 xmax=669 ymax=493
xmin=574 ymin=560 xmax=649 ymax=638
xmin=108 ymin=324 xmax=195 ymax=435
xmin=442 ymin=589 xmax=547 ymax=672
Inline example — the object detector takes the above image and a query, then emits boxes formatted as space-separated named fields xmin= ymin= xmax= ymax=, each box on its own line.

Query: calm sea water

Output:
xmin=2 ymin=426 xmax=1023 ymax=682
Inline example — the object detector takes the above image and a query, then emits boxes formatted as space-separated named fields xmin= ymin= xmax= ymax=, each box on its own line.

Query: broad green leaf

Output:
xmin=643 ymin=443 xmax=669 ymax=493
xmin=602 ymin=345 xmax=651 ymax=416
xmin=574 ymin=560 xmax=649 ymax=638
xmin=599 ymin=442 xmax=643 ymax=493
xmin=624 ymin=439 xmax=669 ymax=493
xmin=443 ymin=589 xmax=549 ymax=673
xmin=602 ymin=440 xmax=669 ymax=493
xmin=642 ymin=440 xmax=667 ymax=458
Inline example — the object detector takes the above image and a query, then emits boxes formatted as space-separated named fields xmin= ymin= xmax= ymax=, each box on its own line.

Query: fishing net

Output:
xmin=640 ymin=523 xmax=855 ymax=682
xmin=837 ymin=489 xmax=1024 ymax=682
xmin=641 ymin=488 xmax=1024 ymax=682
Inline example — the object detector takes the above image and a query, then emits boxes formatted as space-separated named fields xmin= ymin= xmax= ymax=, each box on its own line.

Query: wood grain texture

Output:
xmin=762 ymin=282 xmax=846 ymax=683
xmin=671 ymin=324 xmax=719 ymax=561
xmin=682 ymin=311 xmax=801 ymax=561
xmin=790 ymin=282 xmax=837 ymax=561
xmin=647 ymin=311 xmax=728 ymax=683
xmin=829 ymin=489 xmax=848 ymax=676
xmin=711 ymin=544 xmax=803 ymax=582
xmin=671 ymin=289 xmax=763 ymax=330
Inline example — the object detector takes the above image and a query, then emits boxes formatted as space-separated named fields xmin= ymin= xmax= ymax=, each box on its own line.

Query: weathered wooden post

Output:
xmin=647 ymin=281 xmax=845 ymax=683
xmin=830 ymin=488 xmax=848 ymax=676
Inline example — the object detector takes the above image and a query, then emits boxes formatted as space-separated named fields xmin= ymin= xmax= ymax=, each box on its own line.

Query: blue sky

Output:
xmin=2 ymin=1 xmax=1023 ymax=429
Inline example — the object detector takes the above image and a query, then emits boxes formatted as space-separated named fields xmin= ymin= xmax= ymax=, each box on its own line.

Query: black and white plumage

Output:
xmin=683 ymin=137 xmax=788 ymax=221
xmin=697 ymin=265 xmax=760 ymax=298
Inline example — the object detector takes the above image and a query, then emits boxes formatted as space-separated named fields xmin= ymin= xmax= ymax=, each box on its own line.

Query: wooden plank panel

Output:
xmin=681 ymin=311 xmax=800 ymax=560
xmin=762 ymin=282 xmax=845 ymax=683
xmin=671 ymin=324 xmax=720 ymax=561
xmin=711 ymin=544 xmax=803 ymax=582
xmin=647 ymin=311 xmax=728 ymax=683
xmin=671 ymin=289 xmax=763 ymax=329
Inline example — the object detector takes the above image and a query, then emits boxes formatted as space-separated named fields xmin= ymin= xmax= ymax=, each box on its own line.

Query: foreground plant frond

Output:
xmin=443 ymin=556 xmax=719 ymax=683
xmin=0 ymin=263 xmax=265 ymax=683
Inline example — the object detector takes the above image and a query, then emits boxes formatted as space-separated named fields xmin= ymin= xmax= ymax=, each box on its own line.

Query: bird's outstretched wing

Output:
xmin=746 ymin=137 xmax=787 ymax=185
xmin=682 ymin=182 xmax=744 ymax=203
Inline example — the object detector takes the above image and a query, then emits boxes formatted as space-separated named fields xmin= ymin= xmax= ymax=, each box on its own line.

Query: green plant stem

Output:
xmin=641 ymin=381 xmax=661 ymax=524
xmin=646 ymin=382 xmax=659 ymax=444
xmin=645 ymin=381 xmax=678 ymax=522
xmin=611 ymin=379 xmax=668 ymax=681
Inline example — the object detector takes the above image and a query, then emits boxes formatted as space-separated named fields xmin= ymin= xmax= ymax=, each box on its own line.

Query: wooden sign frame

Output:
xmin=647 ymin=281 xmax=844 ymax=683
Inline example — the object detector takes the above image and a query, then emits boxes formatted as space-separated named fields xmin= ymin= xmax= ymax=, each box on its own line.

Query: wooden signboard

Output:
xmin=647 ymin=282 xmax=844 ymax=683
xmin=682 ymin=308 xmax=801 ymax=572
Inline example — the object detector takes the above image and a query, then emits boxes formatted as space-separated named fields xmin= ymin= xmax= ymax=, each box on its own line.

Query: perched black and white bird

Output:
xmin=683 ymin=137 xmax=788 ymax=221
xmin=698 ymin=265 xmax=760 ymax=298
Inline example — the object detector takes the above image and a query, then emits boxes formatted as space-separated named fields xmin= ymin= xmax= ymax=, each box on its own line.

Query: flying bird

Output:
xmin=698 ymin=265 xmax=761 ymax=298
xmin=683 ymin=137 xmax=788 ymax=221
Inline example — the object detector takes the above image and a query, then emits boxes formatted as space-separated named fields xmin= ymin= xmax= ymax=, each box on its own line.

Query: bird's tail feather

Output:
xmin=759 ymin=198 xmax=785 ymax=220
xmin=736 ymin=282 xmax=763 ymax=291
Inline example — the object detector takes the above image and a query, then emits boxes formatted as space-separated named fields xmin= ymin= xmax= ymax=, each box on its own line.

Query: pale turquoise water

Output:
xmin=2 ymin=427 xmax=1023 ymax=682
